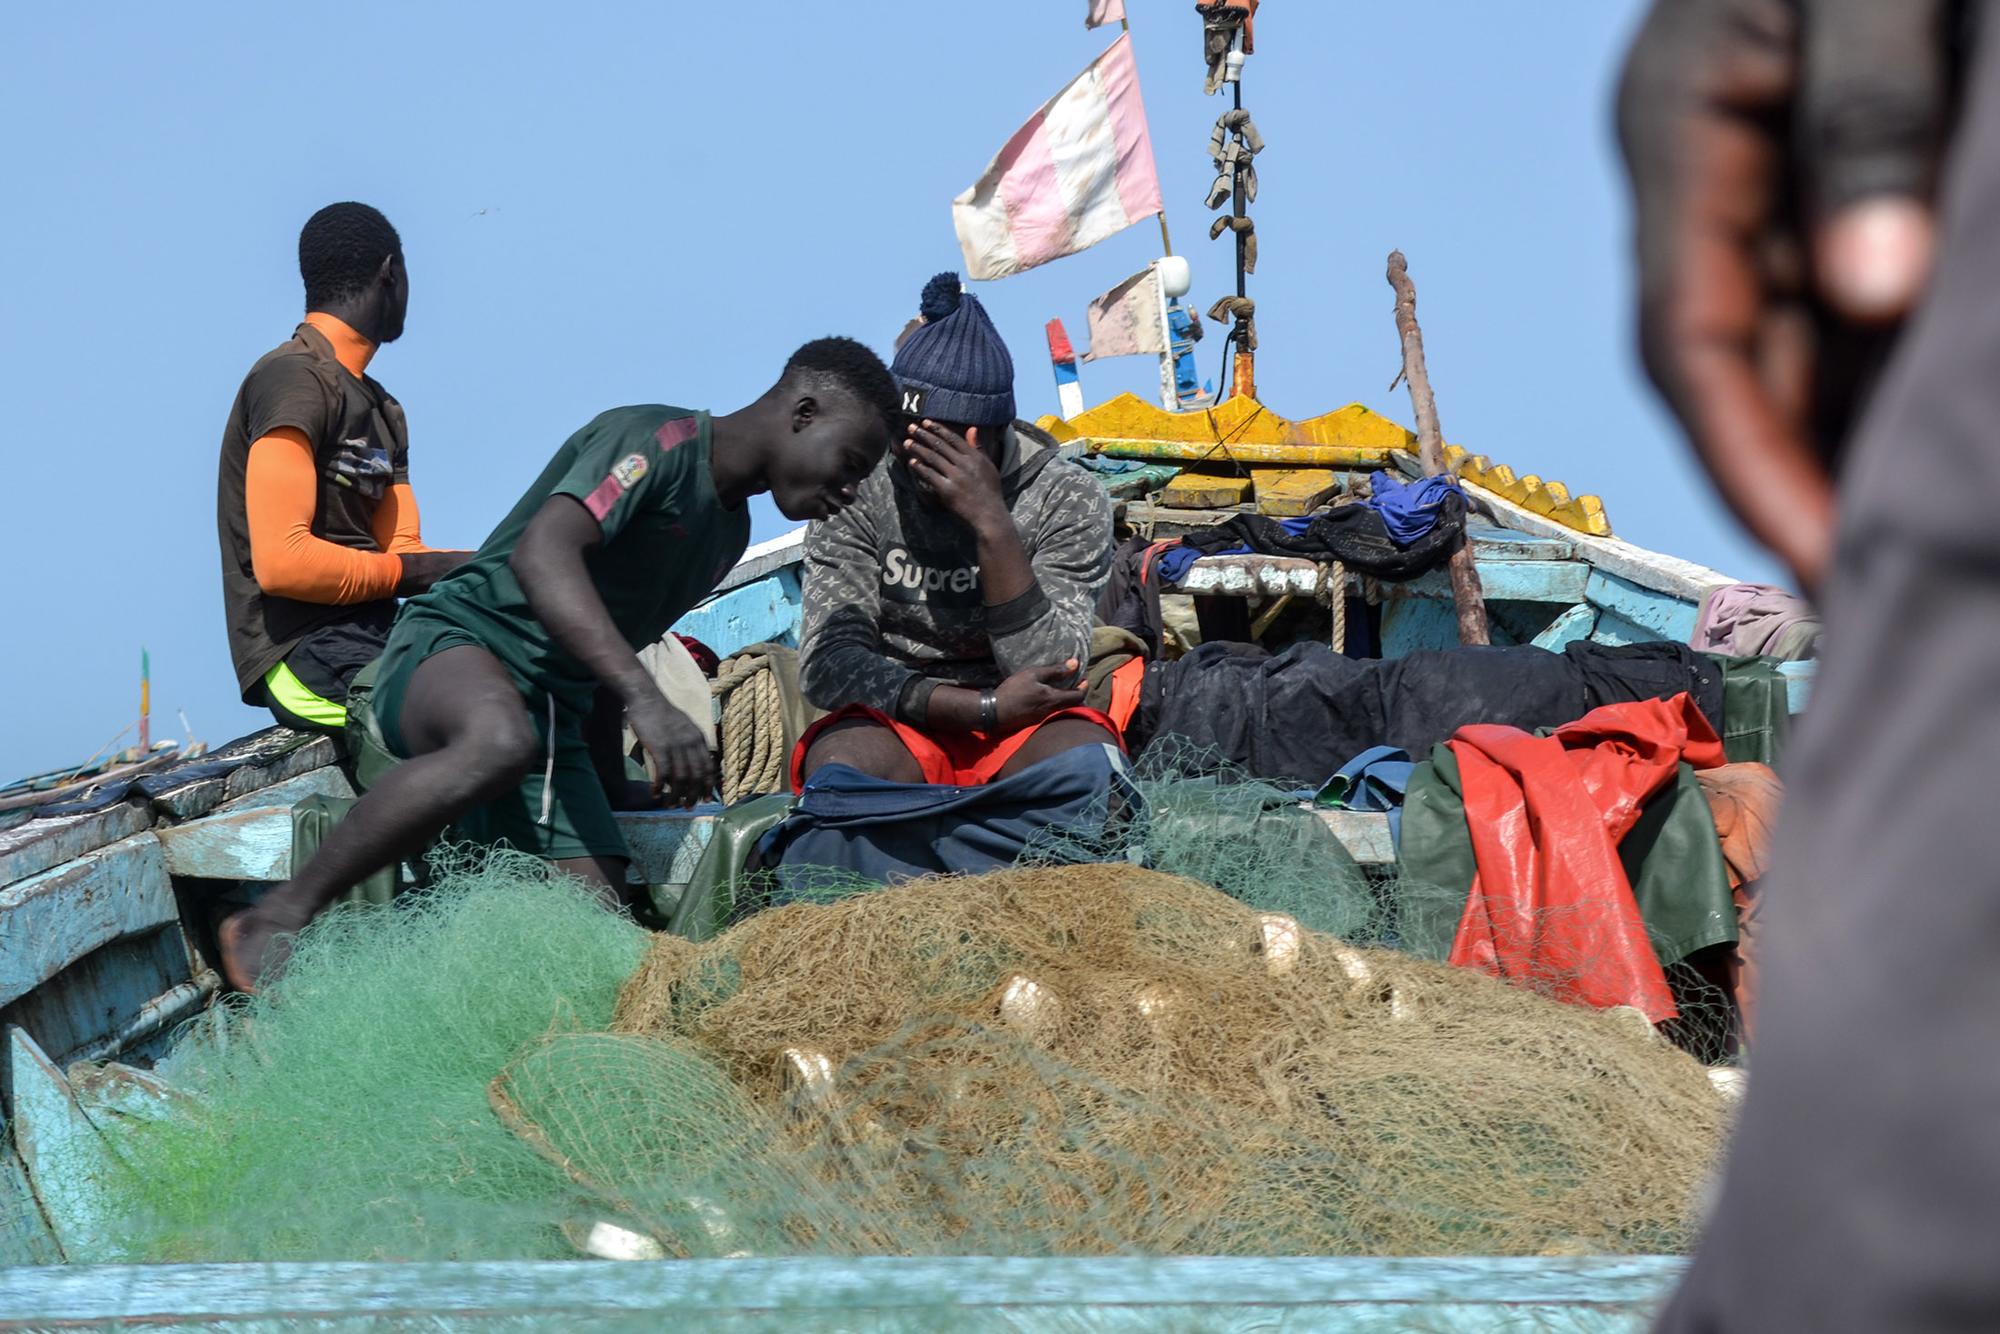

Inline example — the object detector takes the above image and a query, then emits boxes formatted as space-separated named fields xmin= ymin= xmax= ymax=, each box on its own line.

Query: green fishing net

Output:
xmin=99 ymin=849 xmax=649 ymax=1262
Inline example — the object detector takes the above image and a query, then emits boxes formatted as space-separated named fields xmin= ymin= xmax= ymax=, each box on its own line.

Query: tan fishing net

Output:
xmin=492 ymin=863 xmax=1729 ymax=1260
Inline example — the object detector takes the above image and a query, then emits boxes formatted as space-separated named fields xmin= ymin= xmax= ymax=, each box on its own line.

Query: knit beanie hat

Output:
xmin=891 ymin=272 xmax=1016 ymax=428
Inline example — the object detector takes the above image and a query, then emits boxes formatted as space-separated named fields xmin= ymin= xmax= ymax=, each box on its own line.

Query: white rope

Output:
xmin=538 ymin=693 xmax=556 ymax=826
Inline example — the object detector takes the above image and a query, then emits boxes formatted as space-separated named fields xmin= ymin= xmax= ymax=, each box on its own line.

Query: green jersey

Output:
xmin=405 ymin=405 xmax=749 ymax=715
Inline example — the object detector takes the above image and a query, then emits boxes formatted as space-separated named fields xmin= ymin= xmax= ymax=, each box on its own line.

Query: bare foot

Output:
xmin=217 ymin=909 xmax=300 ymax=994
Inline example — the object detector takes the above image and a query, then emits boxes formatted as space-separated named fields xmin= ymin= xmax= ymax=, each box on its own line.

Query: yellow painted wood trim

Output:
xmin=1053 ymin=394 xmax=1613 ymax=537
xmin=1053 ymin=392 xmax=1418 ymax=451
xmin=1437 ymin=445 xmax=1613 ymax=537
xmin=1084 ymin=438 xmax=1402 ymax=467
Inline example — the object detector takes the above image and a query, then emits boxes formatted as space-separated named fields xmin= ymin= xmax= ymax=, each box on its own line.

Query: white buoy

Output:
xmin=1258 ymin=914 xmax=1301 ymax=976
xmin=576 ymin=1220 xmax=667 ymax=1262
xmin=997 ymin=974 xmax=1060 ymax=1042
xmin=1135 ymin=983 xmax=1178 ymax=1020
xmin=779 ymin=1048 xmax=836 ymax=1126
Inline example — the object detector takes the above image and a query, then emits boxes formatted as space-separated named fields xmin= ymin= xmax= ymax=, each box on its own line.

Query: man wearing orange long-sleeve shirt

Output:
xmin=215 ymin=202 xmax=469 ymax=733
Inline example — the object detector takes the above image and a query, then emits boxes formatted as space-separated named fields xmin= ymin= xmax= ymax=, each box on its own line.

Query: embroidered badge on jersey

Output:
xmin=584 ymin=452 xmax=650 ymax=521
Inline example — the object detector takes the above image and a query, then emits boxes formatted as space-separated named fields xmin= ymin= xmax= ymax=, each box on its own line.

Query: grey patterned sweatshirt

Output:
xmin=799 ymin=421 xmax=1114 ymax=719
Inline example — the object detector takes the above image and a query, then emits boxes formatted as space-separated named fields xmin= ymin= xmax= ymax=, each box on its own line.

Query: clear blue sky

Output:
xmin=0 ymin=2 xmax=1770 ymax=777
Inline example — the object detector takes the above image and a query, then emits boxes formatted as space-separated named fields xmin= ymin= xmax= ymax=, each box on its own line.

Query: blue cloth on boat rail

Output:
xmin=1157 ymin=517 xmax=1314 ymax=584
xmin=1366 ymin=470 xmax=1464 ymax=547
xmin=1170 ymin=494 xmax=1467 ymax=583
xmin=1315 ymin=745 xmax=1418 ymax=844
xmin=755 ymin=742 xmax=1137 ymax=903
xmin=1156 ymin=540 xmax=1209 ymax=583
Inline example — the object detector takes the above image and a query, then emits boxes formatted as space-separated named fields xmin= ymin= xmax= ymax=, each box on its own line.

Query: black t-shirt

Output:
xmin=215 ymin=321 xmax=410 ymax=701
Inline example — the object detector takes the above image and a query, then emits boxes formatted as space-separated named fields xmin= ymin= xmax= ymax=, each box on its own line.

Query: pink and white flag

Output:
xmin=952 ymin=33 xmax=1163 ymax=281
xmin=1085 ymin=0 xmax=1126 ymax=28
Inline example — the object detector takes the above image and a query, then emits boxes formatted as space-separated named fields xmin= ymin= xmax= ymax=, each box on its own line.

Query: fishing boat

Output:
xmin=0 ymin=401 xmax=1809 ymax=1323
xmin=0 ymin=8 xmax=1805 ymax=1325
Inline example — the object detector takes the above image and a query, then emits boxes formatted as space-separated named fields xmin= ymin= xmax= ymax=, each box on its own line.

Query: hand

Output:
xmin=395 ymin=550 xmax=473 ymax=597
xmin=625 ymin=694 xmax=716 ymax=809
xmin=901 ymin=421 xmax=1008 ymax=531
xmin=993 ymin=659 xmax=1085 ymax=733
xmin=1617 ymin=0 xmax=1949 ymax=594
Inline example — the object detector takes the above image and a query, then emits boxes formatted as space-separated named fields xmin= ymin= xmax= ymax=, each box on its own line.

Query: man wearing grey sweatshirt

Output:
xmin=794 ymin=273 xmax=1117 ymax=787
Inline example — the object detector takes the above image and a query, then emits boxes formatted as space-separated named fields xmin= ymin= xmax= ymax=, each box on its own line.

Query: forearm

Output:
xmin=1669 ymin=343 xmax=1839 ymax=589
xmin=246 ymin=432 xmax=402 ymax=604
xmin=393 ymin=551 xmax=475 ymax=597
xmin=800 ymin=633 xmax=919 ymax=715
xmin=970 ymin=510 xmax=1089 ymax=678
xmin=512 ymin=500 xmax=660 ymax=709
xmin=917 ymin=684 xmax=987 ymax=733
xmin=971 ymin=510 xmax=1035 ymax=606
xmin=253 ymin=528 xmax=402 ymax=604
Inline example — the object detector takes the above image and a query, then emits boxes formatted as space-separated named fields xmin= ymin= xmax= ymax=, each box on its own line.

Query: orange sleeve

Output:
xmin=369 ymin=482 xmax=440 ymax=555
xmin=246 ymin=429 xmax=402 ymax=604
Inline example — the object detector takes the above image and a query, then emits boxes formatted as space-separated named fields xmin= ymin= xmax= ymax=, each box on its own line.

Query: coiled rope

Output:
xmin=714 ymin=656 xmax=786 ymax=805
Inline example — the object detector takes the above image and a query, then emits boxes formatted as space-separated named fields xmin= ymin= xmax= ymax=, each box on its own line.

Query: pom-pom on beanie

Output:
xmin=890 ymin=272 xmax=1016 ymax=428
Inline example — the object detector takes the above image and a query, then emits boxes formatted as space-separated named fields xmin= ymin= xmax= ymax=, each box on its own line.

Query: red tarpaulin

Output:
xmin=1448 ymin=693 xmax=1727 ymax=1023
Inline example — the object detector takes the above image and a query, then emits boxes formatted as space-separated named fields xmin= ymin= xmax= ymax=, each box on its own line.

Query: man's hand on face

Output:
xmin=901 ymin=420 xmax=1009 ymax=533
xmin=1617 ymin=0 xmax=1950 ymax=594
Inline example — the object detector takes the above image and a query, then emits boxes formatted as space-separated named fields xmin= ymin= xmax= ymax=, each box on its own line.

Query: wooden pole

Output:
xmin=1387 ymin=250 xmax=1489 ymax=646
xmin=1118 ymin=14 xmax=1176 ymax=258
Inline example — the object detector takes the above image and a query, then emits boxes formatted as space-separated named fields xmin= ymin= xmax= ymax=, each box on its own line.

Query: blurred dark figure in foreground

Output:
xmin=1620 ymin=1 xmax=1996 ymax=1330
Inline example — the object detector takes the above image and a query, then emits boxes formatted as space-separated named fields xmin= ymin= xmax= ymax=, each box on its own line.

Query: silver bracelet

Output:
xmin=979 ymin=690 xmax=999 ymax=733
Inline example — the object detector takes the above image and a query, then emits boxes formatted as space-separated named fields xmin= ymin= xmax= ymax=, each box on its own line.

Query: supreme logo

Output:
xmin=882 ymin=546 xmax=980 ymax=597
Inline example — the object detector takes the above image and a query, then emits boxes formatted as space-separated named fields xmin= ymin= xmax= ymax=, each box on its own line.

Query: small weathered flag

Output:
xmin=1083 ymin=265 xmax=1168 ymax=362
xmin=1085 ymin=0 xmax=1126 ymax=28
xmin=952 ymin=33 xmax=1164 ymax=281
xmin=1045 ymin=318 xmax=1086 ymax=418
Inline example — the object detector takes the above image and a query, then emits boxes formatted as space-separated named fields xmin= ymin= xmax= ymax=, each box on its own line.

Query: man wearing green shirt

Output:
xmin=220 ymin=337 xmax=901 ymax=989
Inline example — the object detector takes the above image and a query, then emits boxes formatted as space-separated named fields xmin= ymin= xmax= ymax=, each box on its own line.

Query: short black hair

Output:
xmin=783 ymin=336 xmax=902 ymax=432
xmin=298 ymin=202 xmax=402 ymax=310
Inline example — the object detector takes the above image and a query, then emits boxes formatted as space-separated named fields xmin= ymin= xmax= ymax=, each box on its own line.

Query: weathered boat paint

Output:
xmin=0 ymin=834 xmax=177 ymax=1011
xmin=9 ymin=1028 xmax=124 ymax=1262
xmin=0 ymin=1254 xmax=1684 ymax=1329
xmin=1532 ymin=602 xmax=1600 ymax=651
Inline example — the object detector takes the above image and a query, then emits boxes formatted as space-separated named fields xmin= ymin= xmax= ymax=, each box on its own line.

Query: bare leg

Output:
xmin=799 ymin=717 xmax=925 ymax=784
xmin=219 ymin=645 xmax=541 ymax=991
xmin=996 ymin=717 xmax=1120 ymax=779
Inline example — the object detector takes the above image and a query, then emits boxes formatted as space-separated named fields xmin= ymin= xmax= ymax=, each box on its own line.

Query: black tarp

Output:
xmin=1130 ymin=639 xmax=1727 ymax=786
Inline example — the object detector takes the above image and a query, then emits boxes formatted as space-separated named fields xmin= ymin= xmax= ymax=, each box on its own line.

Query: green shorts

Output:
xmin=353 ymin=611 xmax=630 ymax=864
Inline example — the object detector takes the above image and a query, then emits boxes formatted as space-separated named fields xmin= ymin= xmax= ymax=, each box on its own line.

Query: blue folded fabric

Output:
xmin=757 ymin=743 xmax=1137 ymax=899
xmin=1156 ymin=541 xmax=1215 ymax=583
xmin=1315 ymin=744 xmax=1417 ymax=844
xmin=1366 ymin=470 xmax=1463 ymax=547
